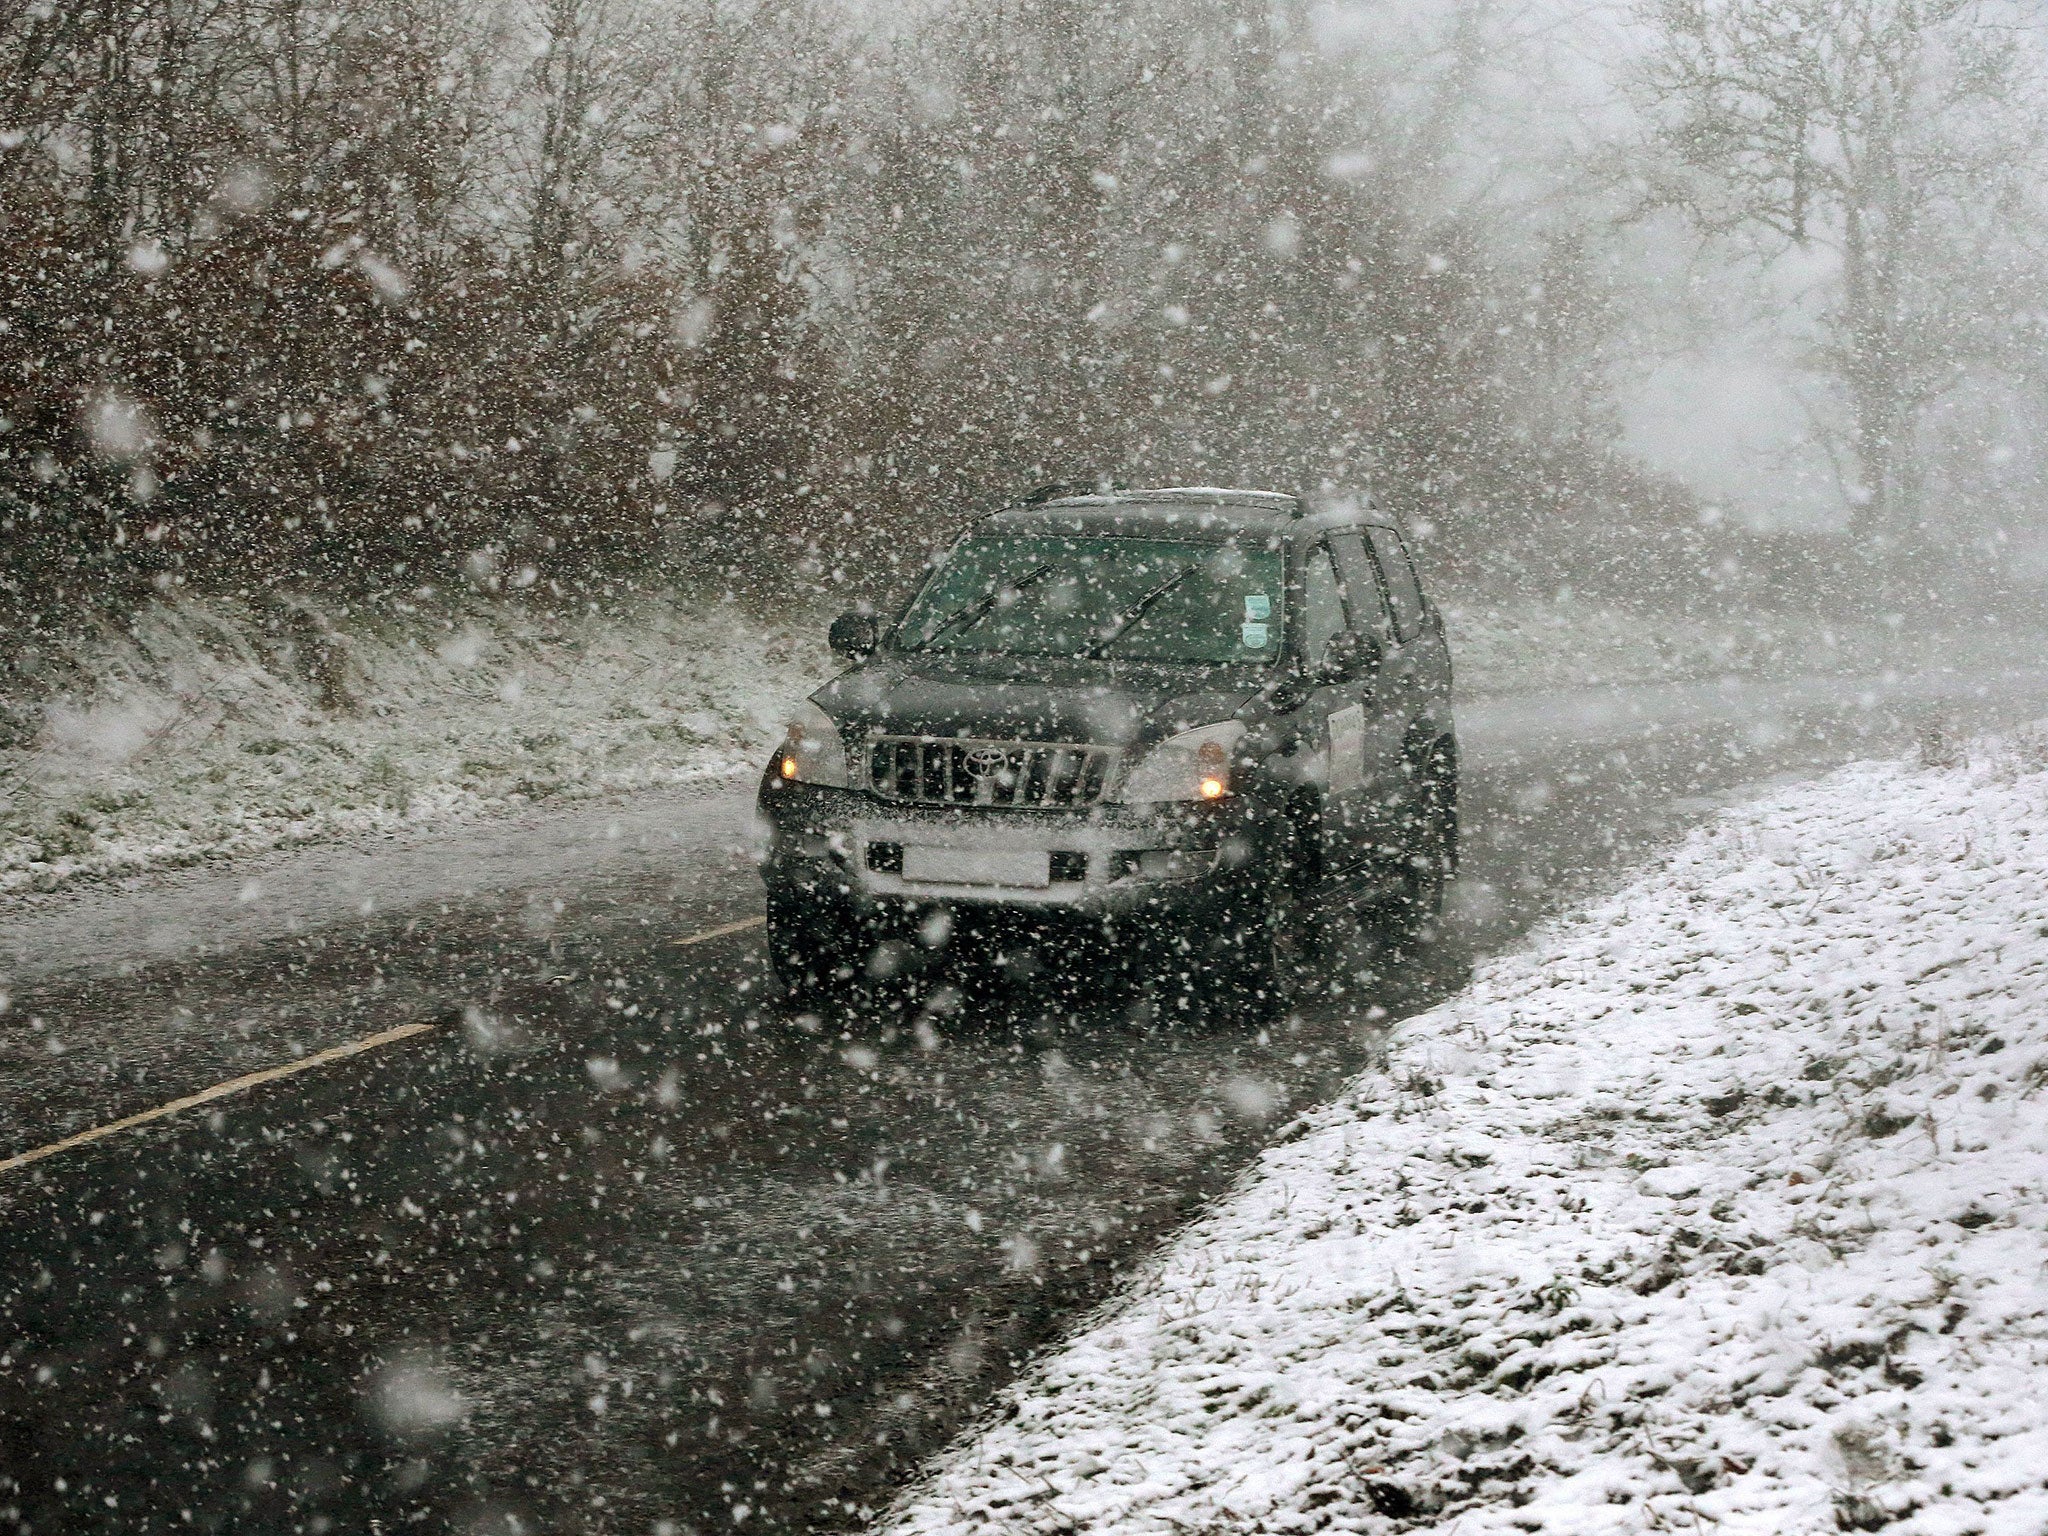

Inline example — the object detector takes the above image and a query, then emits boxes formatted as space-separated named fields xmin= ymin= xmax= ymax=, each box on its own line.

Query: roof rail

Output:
xmin=1137 ymin=486 xmax=1299 ymax=512
xmin=1019 ymin=484 xmax=1299 ymax=512
xmin=1300 ymin=488 xmax=1377 ymax=527
xmin=1020 ymin=478 xmax=1123 ymax=505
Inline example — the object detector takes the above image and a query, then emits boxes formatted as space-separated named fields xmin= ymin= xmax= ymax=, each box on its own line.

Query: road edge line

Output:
xmin=2 ymin=910 xmax=766 ymax=1177
xmin=670 ymin=914 xmax=765 ymax=947
xmin=0 ymin=1019 xmax=437 ymax=1177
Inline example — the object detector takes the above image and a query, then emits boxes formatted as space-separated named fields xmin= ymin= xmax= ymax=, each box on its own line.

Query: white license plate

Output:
xmin=899 ymin=846 xmax=1052 ymax=888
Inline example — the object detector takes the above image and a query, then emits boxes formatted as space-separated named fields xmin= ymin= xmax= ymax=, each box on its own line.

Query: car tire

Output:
xmin=1384 ymin=739 xmax=1458 ymax=941
xmin=764 ymin=886 xmax=861 ymax=999
xmin=1233 ymin=803 xmax=1323 ymax=1012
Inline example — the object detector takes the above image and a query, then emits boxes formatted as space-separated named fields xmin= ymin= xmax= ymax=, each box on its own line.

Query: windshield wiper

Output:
xmin=913 ymin=562 xmax=1056 ymax=650
xmin=1083 ymin=560 xmax=1205 ymax=659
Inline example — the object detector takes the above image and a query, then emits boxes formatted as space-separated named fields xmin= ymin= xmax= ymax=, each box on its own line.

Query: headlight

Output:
xmin=774 ymin=700 xmax=851 ymax=787
xmin=1114 ymin=720 xmax=1246 ymax=803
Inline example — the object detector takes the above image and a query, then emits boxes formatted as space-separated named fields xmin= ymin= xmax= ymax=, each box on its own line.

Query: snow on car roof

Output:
xmin=983 ymin=503 xmax=1294 ymax=540
xmin=1037 ymin=486 xmax=1300 ymax=511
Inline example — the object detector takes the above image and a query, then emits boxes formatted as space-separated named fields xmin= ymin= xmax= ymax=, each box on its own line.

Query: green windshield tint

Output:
xmin=897 ymin=536 xmax=1285 ymax=663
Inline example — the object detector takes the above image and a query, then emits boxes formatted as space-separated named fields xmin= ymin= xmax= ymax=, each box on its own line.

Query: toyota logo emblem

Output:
xmin=962 ymin=745 xmax=1009 ymax=779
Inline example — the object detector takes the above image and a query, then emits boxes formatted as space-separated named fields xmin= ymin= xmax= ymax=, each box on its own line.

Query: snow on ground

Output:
xmin=887 ymin=731 xmax=2048 ymax=1536
xmin=0 ymin=593 xmax=826 ymax=894
xmin=0 ymin=587 xmax=2032 ymax=899
xmin=1441 ymin=597 xmax=2026 ymax=700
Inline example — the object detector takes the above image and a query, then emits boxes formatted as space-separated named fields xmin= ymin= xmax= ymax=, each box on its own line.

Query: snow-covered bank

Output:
xmin=3 ymin=587 xmax=2038 ymax=900
xmin=1442 ymin=597 xmax=2033 ymax=701
xmin=888 ymin=734 xmax=2048 ymax=1535
xmin=0 ymin=594 xmax=826 ymax=894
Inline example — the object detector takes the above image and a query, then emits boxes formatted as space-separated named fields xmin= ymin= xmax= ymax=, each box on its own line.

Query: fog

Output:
xmin=6 ymin=0 xmax=2045 ymax=633
xmin=4 ymin=3 xmax=2048 ymax=1533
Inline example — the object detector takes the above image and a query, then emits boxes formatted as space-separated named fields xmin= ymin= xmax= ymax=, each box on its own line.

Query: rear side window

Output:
xmin=1329 ymin=533 xmax=1392 ymax=636
xmin=1367 ymin=526 xmax=1426 ymax=641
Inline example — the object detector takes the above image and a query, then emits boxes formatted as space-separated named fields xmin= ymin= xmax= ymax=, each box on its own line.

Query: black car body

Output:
xmin=755 ymin=487 xmax=1456 ymax=995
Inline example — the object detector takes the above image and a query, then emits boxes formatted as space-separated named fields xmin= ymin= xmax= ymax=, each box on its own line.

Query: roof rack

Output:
xmin=1138 ymin=486 xmax=1299 ymax=511
xmin=1020 ymin=479 xmax=1124 ymax=505
xmin=1022 ymin=485 xmax=1300 ymax=513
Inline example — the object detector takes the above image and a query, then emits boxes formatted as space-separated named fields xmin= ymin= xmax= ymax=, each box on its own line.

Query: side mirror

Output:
xmin=1315 ymin=629 xmax=1382 ymax=685
xmin=828 ymin=610 xmax=879 ymax=660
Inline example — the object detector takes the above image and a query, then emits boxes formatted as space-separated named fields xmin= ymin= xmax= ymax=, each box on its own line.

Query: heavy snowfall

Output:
xmin=3 ymin=0 xmax=2048 ymax=1532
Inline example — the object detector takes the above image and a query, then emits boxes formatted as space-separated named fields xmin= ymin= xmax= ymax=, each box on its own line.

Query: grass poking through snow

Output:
xmin=888 ymin=730 xmax=2048 ymax=1536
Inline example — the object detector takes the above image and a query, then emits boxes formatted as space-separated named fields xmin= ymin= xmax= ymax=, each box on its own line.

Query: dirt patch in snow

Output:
xmin=887 ymin=727 xmax=2048 ymax=1535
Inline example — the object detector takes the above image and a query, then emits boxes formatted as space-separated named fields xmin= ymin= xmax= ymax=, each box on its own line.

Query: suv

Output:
xmin=756 ymin=486 xmax=1456 ymax=1000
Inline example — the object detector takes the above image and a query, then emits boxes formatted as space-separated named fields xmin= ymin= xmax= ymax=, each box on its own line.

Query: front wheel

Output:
xmin=764 ymin=887 xmax=862 ymax=999
xmin=1231 ymin=803 xmax=1326 ymax=1013
xmin=1237 ymin=873 xmax=1320 ymax=1011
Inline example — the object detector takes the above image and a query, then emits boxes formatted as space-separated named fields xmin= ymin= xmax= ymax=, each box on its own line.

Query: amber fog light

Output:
xmin=774 ymin=702 xmax=852 ymax=787
xmin=1114 ymin=720 xmax=1244 ymax=804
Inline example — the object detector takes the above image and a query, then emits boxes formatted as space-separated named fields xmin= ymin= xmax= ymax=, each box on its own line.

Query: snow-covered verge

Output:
xmin=0 ymin=594 xmax=827 ymax=894
xmin=888 ymin=732 xmax=2048 ymax=1535
xmin=1442 ymin=596 xmax=2031 ymax=700
xmin=1 ymin=585 xmax=2032 ymax=899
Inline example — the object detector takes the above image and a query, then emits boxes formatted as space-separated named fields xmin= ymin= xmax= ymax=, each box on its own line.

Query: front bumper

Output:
xmin=756 ymin=776 xmax=1278 ymax=924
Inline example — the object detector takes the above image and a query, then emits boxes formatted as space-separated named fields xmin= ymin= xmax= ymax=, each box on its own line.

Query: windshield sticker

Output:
xmin=1244 ymin=594 xmax=1271 ymax=620
xmin=1241 ymin=621 xmax=1270 ymax=648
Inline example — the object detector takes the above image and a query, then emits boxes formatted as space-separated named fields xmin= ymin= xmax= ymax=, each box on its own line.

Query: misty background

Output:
xmin=4 ymin=0 xmax=2047 ymax=646
xmin=8 ymin=14 xmax=2048 ymax=1523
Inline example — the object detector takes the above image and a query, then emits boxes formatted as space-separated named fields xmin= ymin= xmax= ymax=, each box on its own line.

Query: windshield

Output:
xmin=894 ymin=535 xmax=1286 ymax=663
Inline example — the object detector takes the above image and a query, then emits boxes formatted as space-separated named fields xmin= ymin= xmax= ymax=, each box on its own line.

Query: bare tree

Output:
xmin=1630 ymin=0 xmax=2043 ymax=553
xmin=0 ymin=0 xmax=1706 ymax=620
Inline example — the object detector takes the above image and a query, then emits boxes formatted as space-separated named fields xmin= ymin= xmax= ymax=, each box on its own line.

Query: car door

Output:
xmin=1363 ymin=523 xmax=1441 ymax=739
xmin=1296 ymin=538 xmax=1376 ymax=875
xmin=1349 ymin=525 xmax=1444 ymax=861
xmin=1328 ymin=531 xmax=1410 ymax=855
xmin=1367 ymin=523 xmax=1452 ymax=723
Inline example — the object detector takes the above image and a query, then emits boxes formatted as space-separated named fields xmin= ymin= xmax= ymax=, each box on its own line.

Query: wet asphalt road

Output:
xmin=1 ymin=675 xmax=2044 ymax=1536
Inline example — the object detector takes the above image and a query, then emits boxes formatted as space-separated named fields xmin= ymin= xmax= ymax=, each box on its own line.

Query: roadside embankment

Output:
xmin=888 ymin=731 xmax=2048 ymax=1535
xmin=1441 ymin=595 xmax=2031 ymax=700
xmin=1 ymin=587 xmax=2034 ymax=899
xmin=1 ymin=593 xmax=826 ymax=895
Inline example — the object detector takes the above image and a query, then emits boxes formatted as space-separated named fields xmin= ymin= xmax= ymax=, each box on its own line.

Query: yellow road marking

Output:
xmin=671 ymin=914 xmax=765 ymax=947
xmin=1 ymin=911 xmax=767 ymax=1177
xmin=0 ymin=1019 xmax=436 ymax=1177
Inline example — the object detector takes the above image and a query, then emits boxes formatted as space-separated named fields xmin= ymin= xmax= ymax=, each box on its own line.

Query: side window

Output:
xmin=1367 ymin=526 xmax=1426 ymax=641
xmin=1300 ymin=545 xmax=1346 ymax=665
xmin=1329 ymin=533 xmax=1392 ymax=636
